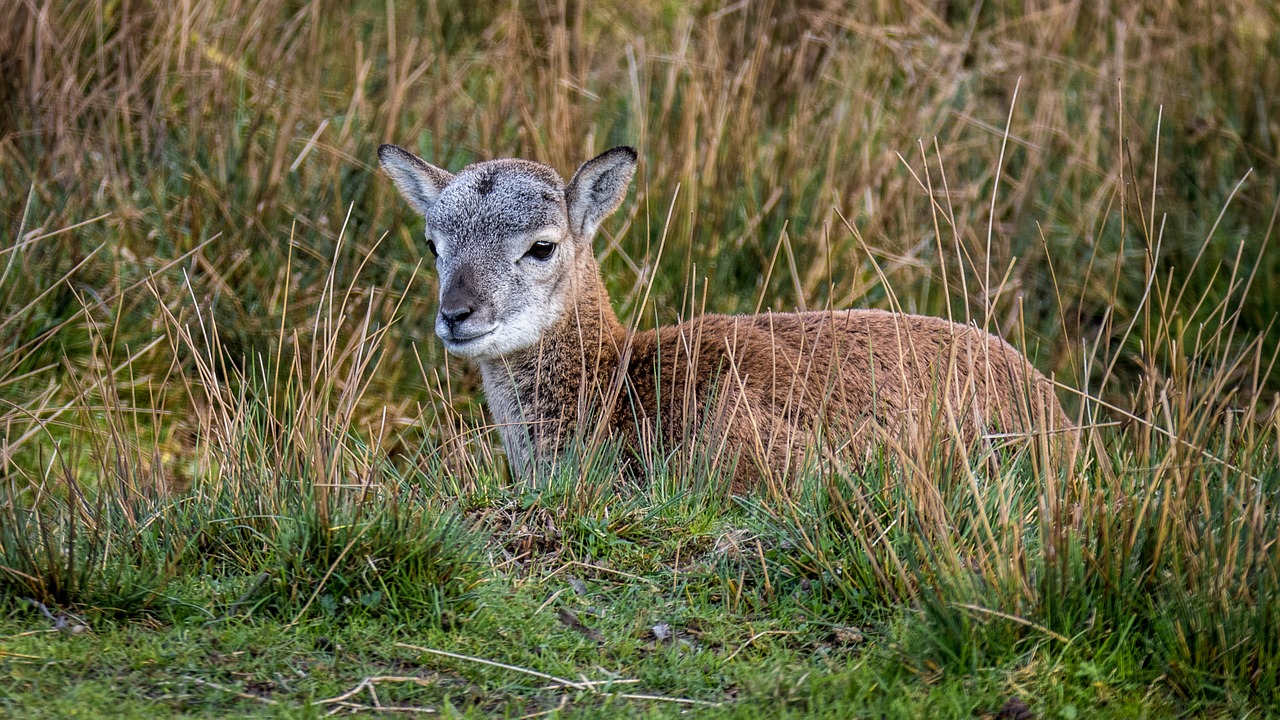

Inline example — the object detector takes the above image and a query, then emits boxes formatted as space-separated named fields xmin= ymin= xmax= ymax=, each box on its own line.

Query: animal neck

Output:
xmin=559 ymin=259 xmax=628 ymax=357
xmin=477 ymin=260 xmax=627 ymax=460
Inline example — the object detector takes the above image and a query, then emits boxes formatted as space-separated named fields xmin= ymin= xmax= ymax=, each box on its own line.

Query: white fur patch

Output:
xmin=480 ymin=361 xmax=534 ymax=476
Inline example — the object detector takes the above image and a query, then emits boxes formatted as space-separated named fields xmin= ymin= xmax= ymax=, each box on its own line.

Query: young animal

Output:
xmin=379 ymin=143 xmax=1069 ymax=491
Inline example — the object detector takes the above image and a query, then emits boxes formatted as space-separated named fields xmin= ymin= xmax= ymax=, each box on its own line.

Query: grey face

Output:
xmin=424 ymin=160 xmax=577 ymax=359
xmin=378 ymin=144 xmax=637 ymax=362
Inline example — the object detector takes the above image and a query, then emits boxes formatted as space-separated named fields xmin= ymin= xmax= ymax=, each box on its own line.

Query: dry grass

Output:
xmin=2 ymin=0 xmax=1280 ymax=713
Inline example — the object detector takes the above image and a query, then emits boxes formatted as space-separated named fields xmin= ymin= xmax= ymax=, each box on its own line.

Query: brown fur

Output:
xmin=479 ymin=256 xmax=1070 ymax=493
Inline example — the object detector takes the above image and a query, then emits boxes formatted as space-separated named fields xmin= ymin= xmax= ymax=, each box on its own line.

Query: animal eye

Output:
xmin=525 ymin=241 xmax=556 ymax=261
xmin=427 ymin=240 xmax=438 ymax=258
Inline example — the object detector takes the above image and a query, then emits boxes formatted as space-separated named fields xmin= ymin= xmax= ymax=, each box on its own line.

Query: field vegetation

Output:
xmin=2 ymin=0 xmax=1279 ymax=717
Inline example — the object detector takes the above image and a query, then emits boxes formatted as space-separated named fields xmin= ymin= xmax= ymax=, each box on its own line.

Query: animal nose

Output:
xmin=440 ymin=271 xmax=480 ymax=331
xmin=440 ymin=304 xmax=473 ymax=328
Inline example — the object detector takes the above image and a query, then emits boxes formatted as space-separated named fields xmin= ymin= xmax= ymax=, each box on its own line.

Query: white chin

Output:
xmin=438 ymin=307 xmax=558 ymax=361
xmin=442 ymin=335 xmax=498 ymax=360
xmin=444 ymin=328 xmax=545 ymax=361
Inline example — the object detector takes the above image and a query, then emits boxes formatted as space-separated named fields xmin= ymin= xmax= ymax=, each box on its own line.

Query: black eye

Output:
xmin=427 ymin=240 xmax=438 ymax=258
xmin=525 ymin=241 xmax=556 ymax=261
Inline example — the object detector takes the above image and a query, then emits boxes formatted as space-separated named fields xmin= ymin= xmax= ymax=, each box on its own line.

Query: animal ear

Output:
xmin=378 ymin=143 xmax=454 ymax=215
xmin=565 ymin=146 xmax=637 ymax=238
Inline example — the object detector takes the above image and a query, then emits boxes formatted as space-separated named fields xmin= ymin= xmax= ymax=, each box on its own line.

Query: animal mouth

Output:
xmin=445 ymin=329 xmax=495 ymax=345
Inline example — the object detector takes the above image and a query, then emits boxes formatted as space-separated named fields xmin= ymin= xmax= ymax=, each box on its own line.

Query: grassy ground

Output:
xmin=3 ymin=0 xmax=1280 ymax=717
xmin=0 ymin=578 xmax=1179 ymax=718
xmin=0 ymin=465 xmax=1188 ymax=719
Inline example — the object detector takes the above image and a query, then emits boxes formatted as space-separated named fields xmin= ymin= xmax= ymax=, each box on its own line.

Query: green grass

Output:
xmin=0 ymin=497 xmax=1185 ymax=720
xmin=4 ymin=0 xmax=1280 ymax=716
xmin=2 ymin=424 xmax=1275 ymax=716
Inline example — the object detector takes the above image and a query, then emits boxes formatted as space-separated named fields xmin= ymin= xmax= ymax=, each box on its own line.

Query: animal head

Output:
xmin=378 ymin=143 xmax=636 ymax=360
